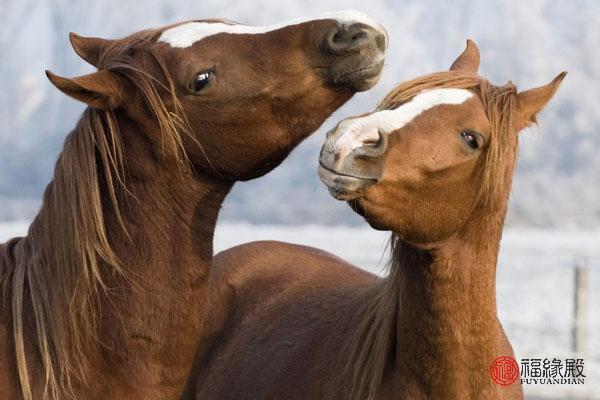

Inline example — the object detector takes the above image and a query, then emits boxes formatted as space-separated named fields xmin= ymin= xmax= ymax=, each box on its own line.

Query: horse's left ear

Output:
xmin=46 ymin=70 xmax=124 ymax=110
xmin=69 ymin=32 xmax=114 ymax=67
xmin=449 ymin=39 xmax=480 ymax=73
xmin=516 ymin=71 xmax=567 ymax=129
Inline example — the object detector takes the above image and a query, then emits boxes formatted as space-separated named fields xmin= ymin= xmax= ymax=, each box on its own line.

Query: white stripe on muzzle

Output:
xmin=333 ymin=88 xmax=474 ymax=160
xmin=159 ymin=10 xmax=387 ymax=48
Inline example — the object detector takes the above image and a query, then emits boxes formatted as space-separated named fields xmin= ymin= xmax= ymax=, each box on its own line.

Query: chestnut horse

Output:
xmin=184 ymin=41 xmax=564 ymax=399
xmin=0 ymin=12 xmax=387 ymax=400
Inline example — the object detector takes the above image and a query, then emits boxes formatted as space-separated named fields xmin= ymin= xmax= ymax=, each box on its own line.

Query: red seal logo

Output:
xmin=490 ymin=356 xmax=519 ymax=386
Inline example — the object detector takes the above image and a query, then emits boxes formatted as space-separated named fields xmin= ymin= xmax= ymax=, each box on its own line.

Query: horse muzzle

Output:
xmin=321 ymin=21 xmax=387 ymax=91
xmin=318 ymin=124 xmax=387 ymax=200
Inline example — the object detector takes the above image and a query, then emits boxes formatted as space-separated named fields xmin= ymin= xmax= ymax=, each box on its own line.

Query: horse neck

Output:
xmin=25 ymin=109 xmax=232 ymax=397
xmin=94 ymin=112 xmax=232 ymax=392
xmin=391 ymin=204 xmax=507 ymax=397
xmin=105 ymin=113 xmax=231 ymax=284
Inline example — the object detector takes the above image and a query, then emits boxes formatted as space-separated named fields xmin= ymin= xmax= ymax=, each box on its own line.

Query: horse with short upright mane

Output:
xmin=0 ymin=12 xmax=387 ymax=400
xmin=183 ymin=41 xmax=564 ymax=400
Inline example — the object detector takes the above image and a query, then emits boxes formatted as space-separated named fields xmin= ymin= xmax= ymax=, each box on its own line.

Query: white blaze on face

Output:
xmin=333 ymin=88 xmax=473 ymax=160
xmin=158 ymin=10 xmax=387 ymax=48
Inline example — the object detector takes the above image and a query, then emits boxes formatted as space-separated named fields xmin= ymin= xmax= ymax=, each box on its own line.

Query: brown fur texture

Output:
xmin=185 ymin=41 xmax=564 ymax=399
xmin=0 ymin=16 xmax=386 ymax=400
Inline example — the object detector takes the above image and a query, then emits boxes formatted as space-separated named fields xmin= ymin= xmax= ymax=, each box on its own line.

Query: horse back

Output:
xmin=215 ymin=240 xmax=373 ymax=295
xmin=186 ymin=240 xmax=379 ymax=400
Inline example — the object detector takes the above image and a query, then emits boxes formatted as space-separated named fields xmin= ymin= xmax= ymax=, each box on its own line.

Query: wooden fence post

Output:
xmin=573 ymin=258 xmax=589 ymax=356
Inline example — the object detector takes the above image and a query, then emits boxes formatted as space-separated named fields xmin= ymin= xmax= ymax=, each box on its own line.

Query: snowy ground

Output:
xmin=2 ymin=221 xmax=598 ymax=399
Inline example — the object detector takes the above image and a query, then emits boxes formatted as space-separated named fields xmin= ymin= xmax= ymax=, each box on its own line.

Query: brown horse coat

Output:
xmin=0 ymin=12 xmax=387 ymax=400
xmin=185 ymin=41 xmax=564 ymax=400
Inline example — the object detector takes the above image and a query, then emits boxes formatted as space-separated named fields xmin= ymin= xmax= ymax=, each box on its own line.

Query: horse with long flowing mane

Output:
xmin=184 ymin=41 xmax=564 ymax=400
xmin=0 ymin=12 xmax=387 ymax=400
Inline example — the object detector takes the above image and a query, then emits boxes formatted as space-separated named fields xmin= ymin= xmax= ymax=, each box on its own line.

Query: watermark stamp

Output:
xmin=490 ymin=356 xmax=520 ymax=386
xmin=490 ymin=356 xmax=586 ymax=386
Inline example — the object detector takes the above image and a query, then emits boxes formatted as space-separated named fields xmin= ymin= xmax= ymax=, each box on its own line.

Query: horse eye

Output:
xmin=460 ymin=130 xmax=482 ymax=150
xmin=191 ymin=70 xmax=214 ymax=93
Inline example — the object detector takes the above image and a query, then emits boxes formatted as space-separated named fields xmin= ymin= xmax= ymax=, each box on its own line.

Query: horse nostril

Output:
xmin=352 ymin=31 xmax=367 ymax=42
xmin=324 ymin=23 xmax=371 ymax=54
xmin=362 ymin=137 xmax=381 ymax=147
xmin=356 ymin=129 xmax=388 ymax=158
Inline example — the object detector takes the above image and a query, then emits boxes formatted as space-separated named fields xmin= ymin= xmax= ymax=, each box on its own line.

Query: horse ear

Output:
xmin=449 ymin=39 xmax=480 ymax=73
xmin=516 ymin=72 xmax=567 ymax=129
xmin=69 ymin=32 xmax=113 ymax=67
xmin=46 ymin=70 xmax=123 ymax=110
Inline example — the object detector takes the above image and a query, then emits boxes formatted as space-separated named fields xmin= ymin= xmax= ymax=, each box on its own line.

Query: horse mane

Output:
xmin=2 ymin=33 xmax=193 ymax=400
xmin=344 ymin=71 xmax=519 ymax=400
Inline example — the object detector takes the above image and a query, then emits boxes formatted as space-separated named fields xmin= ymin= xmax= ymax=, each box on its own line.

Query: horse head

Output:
xmin=319 ymin=40 xmax=564 ymax=246
xmin=48 ymin=11 xmax=387 ymax=181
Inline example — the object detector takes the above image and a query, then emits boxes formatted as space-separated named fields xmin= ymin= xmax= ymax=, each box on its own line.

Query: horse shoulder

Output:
xmin=0 ymin=322 xmax=20 ymax=400
xmin=0 ymin=240 xmax=22 ymax=399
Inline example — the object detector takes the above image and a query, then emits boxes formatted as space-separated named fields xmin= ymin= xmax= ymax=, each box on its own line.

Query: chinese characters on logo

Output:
xmin=520 ymin=358 xmax=586 ymax=385
xmin=490 ymin=356 xmax=586 ymax=386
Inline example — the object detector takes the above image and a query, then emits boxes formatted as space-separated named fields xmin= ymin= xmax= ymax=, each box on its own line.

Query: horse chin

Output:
xmin=327 ymin=186 xmax=362 ymax=201
xmin=329 ymin=59 xmax=385 ymax=92
xmin=365 ymin=218 xmax=389 ymax=231
xmin=318 ymin=164 xmax=376 ymax=201
xmin=347 ymin=199 xmax=389 ymax=231
xmin=238 ymin=159 xmax=286 ymax=181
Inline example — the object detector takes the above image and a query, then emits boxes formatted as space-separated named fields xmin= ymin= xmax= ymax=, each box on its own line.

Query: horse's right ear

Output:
xmin=46 ymin=70 xmax=124 ymax=110
xmin=450 ymin=39 xmax=480 ymax=73
xmin=69 ymin=32 xmax=113 ymax=67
